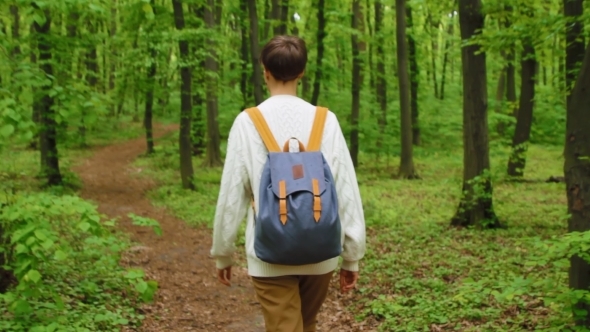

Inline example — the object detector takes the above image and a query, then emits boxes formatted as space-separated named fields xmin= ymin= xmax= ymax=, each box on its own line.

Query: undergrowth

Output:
xmin=0 ymin=120 xmax=156 ymax=332
xmin=134 ymin=131 xmax=590 ymax=331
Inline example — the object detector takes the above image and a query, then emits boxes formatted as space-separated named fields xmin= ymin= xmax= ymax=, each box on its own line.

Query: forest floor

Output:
xmin=73 ymin=124 xmax=373 ymax=332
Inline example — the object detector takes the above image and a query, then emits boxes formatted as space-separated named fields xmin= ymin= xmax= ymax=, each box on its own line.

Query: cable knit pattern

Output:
xmin=210 ymin=95 xmax=366 ymax=277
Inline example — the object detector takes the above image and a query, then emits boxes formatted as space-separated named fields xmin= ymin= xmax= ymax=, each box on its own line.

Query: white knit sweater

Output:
xmin=210 ymin=95 xmax=366 ymax=277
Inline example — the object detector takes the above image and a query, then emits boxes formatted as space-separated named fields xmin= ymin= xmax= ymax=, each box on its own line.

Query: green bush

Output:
xmin=0 ymin=193 xmax=156 ymax=332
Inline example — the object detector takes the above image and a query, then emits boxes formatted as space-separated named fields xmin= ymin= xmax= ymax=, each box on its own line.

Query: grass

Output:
xmin=136 ymin=131 xmax=575 ymax=331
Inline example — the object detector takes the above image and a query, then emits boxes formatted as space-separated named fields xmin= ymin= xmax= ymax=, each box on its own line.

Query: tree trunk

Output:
xmin=505 ymin=6 xmax=517 ymax=115
xmin=109 ymin=0 xmax=118 ymax=115
xmin=190 ymin=4 xmax=206 ymax=156
xmin=440 ymin=19 xmax=454 ymax=100
xmin=82 ymin=21 xmax=99 ymax=148
xmin=507 ymin=42 xmax=537 ymax=177
xmin=278 ymin=0 xmax=289 ymax=35
xmin=406 ymin=6 xmax=420 ymax=146
xmin=34 ymin=7 xmax=63 ymax=186
xmin=451 ymin=0 xmax=499 ymax=228
xmin=396 ymin=0 xmax=417 ymax=178
xmin=10 ymin=5 xmax=21 ymax=59
xmin=564 ymin=0 xmax=584 ymax=107
xmin=310 ymin=0 xmax=326 ymax=106
xmin=204 ymin=0 xmax=223 ymax=167
xmin=375 ymin=0 xmax=386 ymax=147
xmin=494 ymin=64 xmax=507 ymax=135
xmin=427 ymin=15 xmax=439 ymax=99
xmin=240 ymin=0 xmax=250 ymax=110
xmin=144 ymin=1 xmax=157 ymax=155
xmin=350 ymin=0 xmax=364 ymax=168
xmin=173 ymin=0 xmax=196 ymax=190
xmin=271 ymin=0 xmax=281 ymax=36
xmin=247 ymin=0 xmax=264 ymax=104
xmin=565 ymin=41 xmax=590 ymax=328
xmin=29 ymin=27 xmax=40 ymax=150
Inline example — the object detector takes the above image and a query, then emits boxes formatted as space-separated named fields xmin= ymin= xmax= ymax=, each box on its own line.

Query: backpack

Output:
xmin=246 ymin=106 xmax=342 ymax=266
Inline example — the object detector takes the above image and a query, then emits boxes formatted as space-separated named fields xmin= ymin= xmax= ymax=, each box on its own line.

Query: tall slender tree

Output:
xmin=144 ymin=0 xmax=157 ymax=154
xmin=507 ymin=37 xmax=537 ymax=177
xmin=350 ymin=0 xmax=364 ymax=167
xmin=172 ymin=0 xmax=195 ymax=190
xmin=451 ymin=0 xmax=499 ymax=228
xmin=396 ymin=0 xmax=417 ymax=178
xmin=374 ymin=0 xmax=386 ymax=146
xmin=33 ymin=6 xmax=62 ymax=186
xmin=203 ymin=0 xmax=222 ymax=167
xmin=310 ymin=0 xmax=326 ymax=106
xmin=247 ymin=0 xmax=264 ymax=104
xmin=406 ymin=5 xmax=420 ymax=146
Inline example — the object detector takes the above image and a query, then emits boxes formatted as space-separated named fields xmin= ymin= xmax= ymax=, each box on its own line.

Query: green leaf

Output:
xmin=11 ymin=299 xmax=32 ymax=314
xmin=54 ymin=250 xmax=68 ymax=261
xmin=78 ymin=221 xmax=91 ymax=232
xmin=141 ymin=280 xmax=158 ymax=302
xmin=0 ymin=124 xmax=15 ymax=138
xmin=135 ymin=280 xmax=148 ymax=293
xmin=27 ymin=269 xmax=42 ymax=283
xmin=125 ymin=269 xmax=145 ymax=279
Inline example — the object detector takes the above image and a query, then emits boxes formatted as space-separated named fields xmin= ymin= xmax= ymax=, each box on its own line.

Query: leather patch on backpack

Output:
xmin=292 ymin=164 xmax=304 ymax=180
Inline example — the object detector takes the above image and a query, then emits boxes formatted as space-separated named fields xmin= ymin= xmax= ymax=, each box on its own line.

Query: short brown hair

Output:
xmin=260 ymin=36 xmax=307 ymax=82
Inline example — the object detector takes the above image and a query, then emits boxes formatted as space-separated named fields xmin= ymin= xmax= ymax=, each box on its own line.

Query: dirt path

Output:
xmin=73 ymin=125 xmax=370 ymax=332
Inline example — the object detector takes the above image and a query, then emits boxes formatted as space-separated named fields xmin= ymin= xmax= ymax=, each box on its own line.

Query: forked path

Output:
xmin=74 ymin=125 xmax=368 ymax=332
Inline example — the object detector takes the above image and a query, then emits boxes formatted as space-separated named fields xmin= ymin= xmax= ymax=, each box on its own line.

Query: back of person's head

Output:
xmin=261 ymin=36 xmax=307 ymax=82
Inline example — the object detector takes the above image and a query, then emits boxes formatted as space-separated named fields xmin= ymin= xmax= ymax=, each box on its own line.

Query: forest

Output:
xmin=0 ymin=0 xmax=589 ymax=330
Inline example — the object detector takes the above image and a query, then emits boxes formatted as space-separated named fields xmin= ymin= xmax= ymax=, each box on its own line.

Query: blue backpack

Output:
xmin=246 ymin=106 xmax=342 ymax=266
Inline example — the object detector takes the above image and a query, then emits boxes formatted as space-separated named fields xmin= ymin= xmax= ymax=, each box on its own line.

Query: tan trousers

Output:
xmin=251 ymin=271 xmax=334 ymax=332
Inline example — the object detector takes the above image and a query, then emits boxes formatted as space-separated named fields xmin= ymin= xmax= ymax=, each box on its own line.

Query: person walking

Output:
xmin=210 ymin=35 xmax=366 ymax=332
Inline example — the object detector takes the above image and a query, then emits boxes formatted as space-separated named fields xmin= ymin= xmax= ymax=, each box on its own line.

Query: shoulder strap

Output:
xmin=245 ymin=107 xmax=281 ymax=152
xmin=307 ymin=106 xmax=328 ymax=151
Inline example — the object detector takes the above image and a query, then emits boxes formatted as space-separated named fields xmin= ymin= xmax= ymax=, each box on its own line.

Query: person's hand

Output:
xmin=217 ymin=266 xmax=232 ymax=286
xmin=339 ymin=269 xmax=359 ymax=293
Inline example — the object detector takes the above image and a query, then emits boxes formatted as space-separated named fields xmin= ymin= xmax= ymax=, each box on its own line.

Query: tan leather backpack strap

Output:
xmin=307 ymin=106 xmax=328 ymax=151
xmin=245 ymin=107 xmax=281 ymax=152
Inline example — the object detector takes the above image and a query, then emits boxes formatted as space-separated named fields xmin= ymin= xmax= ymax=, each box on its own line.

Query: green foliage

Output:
xmin=128 ymin=213 xmax=163 ymax=236
xmin=0 ymin=193 xmax=154 ymax=331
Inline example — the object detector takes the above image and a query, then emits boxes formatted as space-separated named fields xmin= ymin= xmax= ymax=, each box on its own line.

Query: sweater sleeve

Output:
xmin=330 ymin=114 xmax=366 ymax=272
xmin=210 ymin=116 xmax=250 ymax=269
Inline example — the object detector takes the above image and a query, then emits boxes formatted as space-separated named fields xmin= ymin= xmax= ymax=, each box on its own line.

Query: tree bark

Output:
xmin=507 ymin=42 xmax=537 ymax=177
xmin=451 ymin=0 xmax=499 ymax=228
xmin=310 ymin=0 xmax=326 ymax=106
xmin=173 ymin=0 xmax=196 ymax=190
xmin=440 ymin=19 xmax=454 ymax=100
xmin=505 ymin=6 xmax=517 ymax=115
xmin=204 ymin=0 xmax=223 ymax=167
xmin=396 ymin=0 xmax=417 ymax=178
xmin=565 ymin=41 xmax=590 ymax=328
xmin=427 ymin=14 xmax=439 ymax=99
xmin=564 ymin=0 xmax=584 ymax=107
xmin=350 ymin=0 xmax=364 ymax=168
xmin=278 ymin=0 xmax=289 ymax=35
xmin=10 ymin=5 xmax=21 ymax=58
xmin=240 ymin=0 xmax=250 ymax=110
xmin=33 ymin=7 xmax=63 ymax=186
xmin=82 ymin=20 xmax=99 ymax=148
xmin=375 ymin=0 xmax=386 ymax=147
xmin=144 ymin=1 xmax=157 ymax=155
xmin=406 ymin=6 xmax=420 ymax=146
xmin=190 ymin=4 xmax=206 ymax=156
xmin=247 ymin=0 xmax=264 ymax=104
xmin=109 ymin=0 xmax=118 ymax=115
